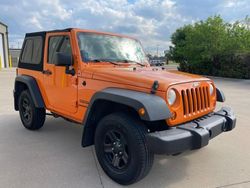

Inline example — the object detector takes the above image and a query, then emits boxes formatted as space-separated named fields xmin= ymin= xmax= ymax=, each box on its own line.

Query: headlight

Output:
xmin=209 ymin=83 xmax=214 ymax=95
xmin=167 ymin=89 xmax=177 ymax=105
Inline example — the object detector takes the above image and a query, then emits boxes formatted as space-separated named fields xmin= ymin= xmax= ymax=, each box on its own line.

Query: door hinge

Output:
xmin=74 ymin=77 xmax=78 ymax=85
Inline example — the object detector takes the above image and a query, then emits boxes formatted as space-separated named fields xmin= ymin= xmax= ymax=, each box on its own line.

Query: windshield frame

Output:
xmin=76 ymin=31 xmax=148 ymax=65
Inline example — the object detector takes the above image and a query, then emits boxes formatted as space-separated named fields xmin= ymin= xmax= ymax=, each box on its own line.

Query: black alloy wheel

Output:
xmin=18 ymin=90 xmax=46 ymax=130
xmin=20 ymin=96 xmax=32 ymax=124
xmin=103 ymin=129 xmax=129 ymax=170
xmin=94 ymin=113 xmax=154 ymax=185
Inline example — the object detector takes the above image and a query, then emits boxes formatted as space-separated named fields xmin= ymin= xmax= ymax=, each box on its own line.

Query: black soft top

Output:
xmin=19 ymin=28 xmax=73 ymax=71
xmin=25 ymin=28 xmax=73 ymax=38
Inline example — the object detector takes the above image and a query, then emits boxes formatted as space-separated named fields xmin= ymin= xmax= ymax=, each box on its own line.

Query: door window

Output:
xmin=48 ymin=36 xmax=72 ymax=64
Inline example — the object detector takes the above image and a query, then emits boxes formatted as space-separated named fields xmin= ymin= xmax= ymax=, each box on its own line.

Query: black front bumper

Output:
xmin=146 ymin=107 xmax=236 ymax=155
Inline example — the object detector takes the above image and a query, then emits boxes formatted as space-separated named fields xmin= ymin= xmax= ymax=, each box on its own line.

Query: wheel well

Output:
xmin=82 ymin=100 xmax=141 ymax=147
xmin=14 ymin=81 xmax=28 ymax=110
xmin=82 ymin=99 xmax=168 ymax=147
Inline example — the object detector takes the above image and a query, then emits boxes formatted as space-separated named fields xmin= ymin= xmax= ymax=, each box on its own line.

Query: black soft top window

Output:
xmin=21 ymin=39 xmax=33 ymax=63
xmin=18 ymin=33 xmax=45 ymax=71
xmin=21 ymin=36 xmax=42 ymax=64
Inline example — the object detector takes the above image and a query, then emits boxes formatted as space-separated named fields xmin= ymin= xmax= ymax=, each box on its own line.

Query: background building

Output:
xmin=0 ymin=21 xmax=9 ymax=68
xmin=9 ymin=49 xmax=21 ymax=67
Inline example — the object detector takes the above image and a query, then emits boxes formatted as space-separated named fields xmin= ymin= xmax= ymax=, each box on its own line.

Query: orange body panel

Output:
xmin=17 ymin=28 xmax=217 ymax=126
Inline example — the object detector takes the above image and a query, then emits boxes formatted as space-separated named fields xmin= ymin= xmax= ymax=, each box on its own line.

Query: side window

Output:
xmin=21 ymin=37 xmax=42 ymax=64
xmin=48 ymin=35 xmax=72 ymax=64
xmin=32 ymin=38 xmax=42 ymax=63
xmin=21 ymin=39 xmax=32 ymax=63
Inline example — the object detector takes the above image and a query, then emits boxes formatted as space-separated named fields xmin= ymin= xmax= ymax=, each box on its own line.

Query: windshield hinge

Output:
xmin=151 ymin=80 xmax=159 ymax=94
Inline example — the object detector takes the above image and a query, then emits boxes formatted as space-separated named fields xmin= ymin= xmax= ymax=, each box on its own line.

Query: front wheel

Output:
xmin=94 ymin=113 xmax=154 ymax=185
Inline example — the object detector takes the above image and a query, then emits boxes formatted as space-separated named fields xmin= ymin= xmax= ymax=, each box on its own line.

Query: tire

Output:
xmin=94 ymin=113 xmax=154 ymax=185
xmin=18 ymin=90 xmax=46 ymax=130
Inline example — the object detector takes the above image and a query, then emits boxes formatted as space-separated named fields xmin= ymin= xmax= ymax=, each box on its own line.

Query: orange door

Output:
xmin=43 ymin=33 xmax=78 ymax=114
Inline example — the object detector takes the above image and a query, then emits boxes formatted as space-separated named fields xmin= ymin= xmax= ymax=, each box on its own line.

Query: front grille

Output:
xmin=181 ymin=86 xmax=210 ymax=116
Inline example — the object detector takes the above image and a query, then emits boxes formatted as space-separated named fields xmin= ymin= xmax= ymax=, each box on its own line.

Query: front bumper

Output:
xmin=146 ymin=107 xmax=236 ymax=155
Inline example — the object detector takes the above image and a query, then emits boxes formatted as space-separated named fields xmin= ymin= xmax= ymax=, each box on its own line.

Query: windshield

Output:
xmin=77 ymin=32 xmax=148 ymax=64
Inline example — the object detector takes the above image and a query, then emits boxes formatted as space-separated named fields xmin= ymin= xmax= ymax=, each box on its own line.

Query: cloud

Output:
xmin=0 ymin=0 xmax=249 ymax=54
xmin=219 ymin=0 xmax=250 ymax=21
xmin=27 ymin=16 xmax=43 ymax=30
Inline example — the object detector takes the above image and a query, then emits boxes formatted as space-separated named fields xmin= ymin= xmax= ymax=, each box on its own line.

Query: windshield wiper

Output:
xmin=89 ymin=59 xmax=145 ymax=66
xmin=89 ymin=59 xmax=120 ymax=66
xmin=118 ymin=59 xmax=145 ymax=67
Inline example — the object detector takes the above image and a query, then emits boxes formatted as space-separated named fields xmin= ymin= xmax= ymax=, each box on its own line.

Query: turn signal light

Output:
xmin=138 ymin=108 xmax=145 ymax=116
xmin=171 ymin=111 xmax=177 ymax=120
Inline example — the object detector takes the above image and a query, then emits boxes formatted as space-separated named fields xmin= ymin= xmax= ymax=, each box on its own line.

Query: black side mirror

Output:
xmin=54 ymin=52 xmax=75 ymax=76
xmin=54 ymin=52 xmax=72 ymax=66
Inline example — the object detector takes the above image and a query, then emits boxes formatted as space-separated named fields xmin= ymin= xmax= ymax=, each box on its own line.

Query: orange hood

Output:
xmin=89 ymin=66 xmax=211 ymax=91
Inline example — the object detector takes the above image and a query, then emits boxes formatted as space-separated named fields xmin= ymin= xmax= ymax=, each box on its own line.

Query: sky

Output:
xmin=0 ymin=0 xmax=249 ymax=54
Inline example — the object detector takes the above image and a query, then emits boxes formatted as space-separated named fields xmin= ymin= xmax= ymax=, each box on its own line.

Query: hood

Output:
xmin=90 ymin=66 xmax=210 ymax=91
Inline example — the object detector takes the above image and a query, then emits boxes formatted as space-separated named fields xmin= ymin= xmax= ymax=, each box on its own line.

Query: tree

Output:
xmin=168 ymin=15 xmax=250 ymax=78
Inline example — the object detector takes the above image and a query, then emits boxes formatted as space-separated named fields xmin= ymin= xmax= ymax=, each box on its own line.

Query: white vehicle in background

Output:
xmin=150 ymin=60 xmax=165 ymax=66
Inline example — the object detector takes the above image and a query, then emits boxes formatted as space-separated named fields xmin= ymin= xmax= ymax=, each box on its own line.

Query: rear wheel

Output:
xmin=18 ymin=90 xmax=45 ymax=130
xmin=94 ymin=113 xmax=154 ymax=185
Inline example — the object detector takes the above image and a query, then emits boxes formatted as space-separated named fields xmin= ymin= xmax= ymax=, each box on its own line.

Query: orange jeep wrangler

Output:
xmin=14 ymin=28 xmax=236 ymax=185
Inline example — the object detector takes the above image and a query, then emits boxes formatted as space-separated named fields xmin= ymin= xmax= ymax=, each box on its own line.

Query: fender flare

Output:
xmin=14 ymin=75 xmax=45 ymax=110
xmin=81 ymin=88 xmax=171 ymax=147
xmin=216 ymin=88 xmax=225 ymax=102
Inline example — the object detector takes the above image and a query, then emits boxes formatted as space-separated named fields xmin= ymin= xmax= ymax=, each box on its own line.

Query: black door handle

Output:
xmin=42 ymin=69 xmax=52 ymax=75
